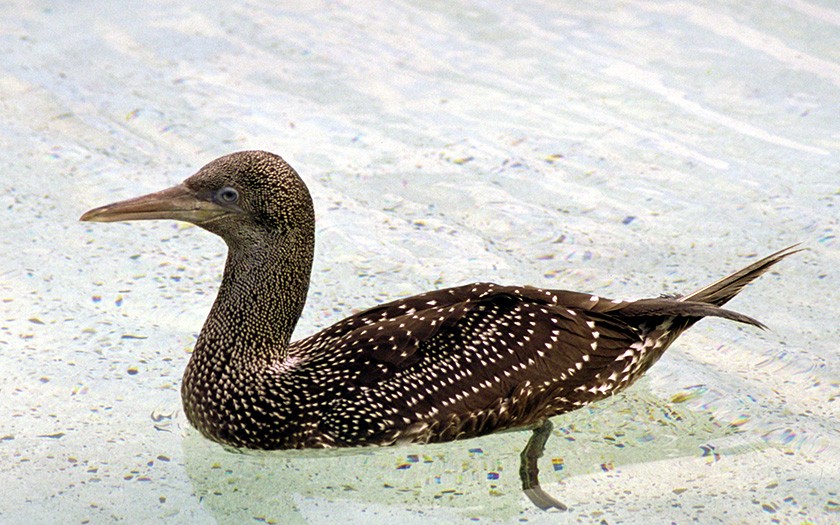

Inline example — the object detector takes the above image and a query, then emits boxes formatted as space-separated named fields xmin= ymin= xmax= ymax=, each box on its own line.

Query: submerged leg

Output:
xmin=519 ymin=419 xmax=567 ymax=511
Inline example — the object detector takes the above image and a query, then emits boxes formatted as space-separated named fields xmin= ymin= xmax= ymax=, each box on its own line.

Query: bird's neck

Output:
xmin=196 ymin=229 xmax=314 ymax=365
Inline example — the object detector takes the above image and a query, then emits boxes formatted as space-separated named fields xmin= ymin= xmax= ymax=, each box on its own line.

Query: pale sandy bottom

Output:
xmin=1 ymin=1 xmax=837 ymax=524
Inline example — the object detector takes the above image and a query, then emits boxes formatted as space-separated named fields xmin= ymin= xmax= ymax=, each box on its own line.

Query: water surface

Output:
xmin=1 ymin=1 xmax=838 ymax=523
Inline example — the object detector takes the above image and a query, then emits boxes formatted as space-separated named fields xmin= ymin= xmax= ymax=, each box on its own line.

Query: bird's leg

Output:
xmin=519 ymin=419 xmax=567 ymax=511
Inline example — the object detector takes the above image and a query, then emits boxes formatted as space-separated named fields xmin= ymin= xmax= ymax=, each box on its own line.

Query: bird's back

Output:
xmin=279 ymin=283 xmax=722 ymax=448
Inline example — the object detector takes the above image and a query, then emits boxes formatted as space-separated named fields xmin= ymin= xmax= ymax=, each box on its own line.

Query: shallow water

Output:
xmin=1 ymin=1 xmax=838 ymax=523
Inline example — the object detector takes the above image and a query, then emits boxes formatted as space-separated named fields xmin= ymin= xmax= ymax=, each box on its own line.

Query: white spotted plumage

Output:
xmin=184 ymin=278 xmax=773 ymax=450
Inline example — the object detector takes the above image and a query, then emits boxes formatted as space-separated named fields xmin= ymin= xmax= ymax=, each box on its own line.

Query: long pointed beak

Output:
xmin=80 ymin=184 xmax=229 ymax=224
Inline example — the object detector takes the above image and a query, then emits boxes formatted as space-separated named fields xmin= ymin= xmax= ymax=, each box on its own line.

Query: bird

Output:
xmin=80 ymin=150 xmax=798 ymax=510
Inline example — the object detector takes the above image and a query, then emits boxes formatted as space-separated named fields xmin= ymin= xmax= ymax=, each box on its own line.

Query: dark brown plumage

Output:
xmin=80 ymin=150 xmax=798 ymax=510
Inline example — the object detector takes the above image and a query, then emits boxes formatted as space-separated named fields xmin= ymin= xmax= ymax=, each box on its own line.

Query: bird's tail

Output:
xmin=681 ymin=244 xmax=802 ymax=306
xmin=615 ymin=244 xmax=801 ymax=337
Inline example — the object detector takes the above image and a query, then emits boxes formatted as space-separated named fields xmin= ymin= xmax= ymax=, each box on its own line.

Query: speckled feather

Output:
xmin=162 ymin=151 xmax=797 ymax=453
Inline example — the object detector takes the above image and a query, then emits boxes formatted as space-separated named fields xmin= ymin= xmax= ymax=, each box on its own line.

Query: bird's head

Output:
xmin=80 ymin=151 xmax=314 ymax=246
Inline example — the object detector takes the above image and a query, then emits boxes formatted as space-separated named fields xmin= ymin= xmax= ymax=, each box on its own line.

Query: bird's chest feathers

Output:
xmin=181 ymin=340 xmax=296 ymax=447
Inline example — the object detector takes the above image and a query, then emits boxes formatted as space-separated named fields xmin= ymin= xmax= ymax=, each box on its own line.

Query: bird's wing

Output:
xmin=308 ymin=283 xmax=654 ymax=446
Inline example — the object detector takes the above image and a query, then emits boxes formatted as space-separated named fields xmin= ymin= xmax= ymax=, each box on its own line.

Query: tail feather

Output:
xmin=619 ymin=298 xmax=767 ymax=328
xmin=681 ymin=244 xmax=802 ymax=306
xmin=617 ymin=244 xmax=800 ymax=331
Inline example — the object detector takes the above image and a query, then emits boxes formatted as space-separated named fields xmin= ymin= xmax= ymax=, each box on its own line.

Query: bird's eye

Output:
xmin=215 ymin=187 xmax=239 ymax=204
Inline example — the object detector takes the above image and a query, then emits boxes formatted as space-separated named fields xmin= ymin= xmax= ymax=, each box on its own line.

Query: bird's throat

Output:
xmin=197 ymin=230 xmax=314 ymax=365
